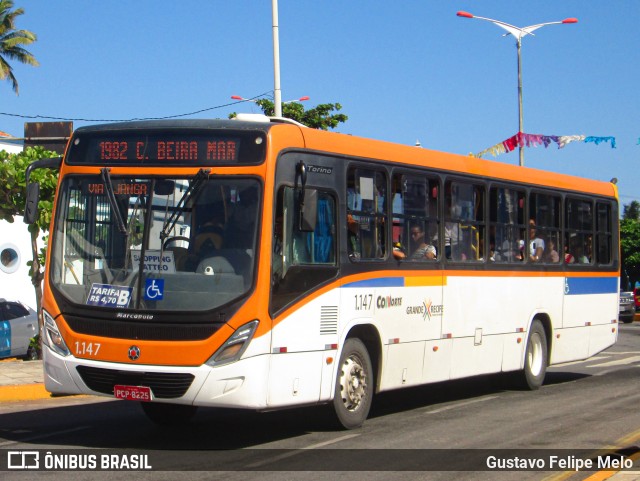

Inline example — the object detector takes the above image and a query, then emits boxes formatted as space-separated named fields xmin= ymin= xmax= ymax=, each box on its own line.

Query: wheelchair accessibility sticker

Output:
xmin=144 ymin=279 xmax=164 ymax=301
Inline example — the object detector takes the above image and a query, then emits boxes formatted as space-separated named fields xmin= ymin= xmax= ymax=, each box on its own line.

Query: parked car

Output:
xmin=0 ymin=299 xmax=38 ymax=360
xmin=619 ymin=291 xmax=636 ymax=324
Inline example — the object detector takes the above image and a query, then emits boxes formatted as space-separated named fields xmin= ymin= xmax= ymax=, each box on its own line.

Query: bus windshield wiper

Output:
xmin=159 ymin=168 xmax=210 ymax=244
xmin=100 ymin=168 xmax=127 ymax=234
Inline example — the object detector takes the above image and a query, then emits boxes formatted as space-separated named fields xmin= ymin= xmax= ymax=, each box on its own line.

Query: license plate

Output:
xmin=114 ymin=385 xmax=152 ymax=402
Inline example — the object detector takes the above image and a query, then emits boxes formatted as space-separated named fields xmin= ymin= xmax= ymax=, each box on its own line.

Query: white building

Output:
xmin=0 ymin=131 xmax=38 ymax=309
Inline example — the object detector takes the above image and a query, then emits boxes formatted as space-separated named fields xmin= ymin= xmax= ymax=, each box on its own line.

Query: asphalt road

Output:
xmin=2 ymin=323 xmax=640 ymax=481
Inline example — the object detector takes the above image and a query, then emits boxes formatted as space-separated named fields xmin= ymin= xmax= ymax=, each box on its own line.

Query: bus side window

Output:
xmin=530 ymin=192 xmax=561 ymax=264
xmin=392 ymin=173 xmax=439 ymax=261
xmin=446 ymin=181 xmax=485 ymax=261
xmin=595 ymin=201 xmax=613 ymax=264
xmin=347 ymin=168 xmax=387 ymax=261
xmin=565 ymin=197 xmax=593 ymax=264
xmin=490 ymin=187 xmax=525 ymax=263
xmin=275 ymin=186 xmax=337 ymax=281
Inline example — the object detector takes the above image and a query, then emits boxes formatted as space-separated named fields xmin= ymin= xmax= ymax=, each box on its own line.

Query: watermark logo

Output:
xmin=8 ymin=451 xmax=39 ymax=469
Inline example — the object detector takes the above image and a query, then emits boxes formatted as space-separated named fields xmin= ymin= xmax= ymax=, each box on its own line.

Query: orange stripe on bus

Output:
xmin=404 ymin=275 xmax=446 ymax=287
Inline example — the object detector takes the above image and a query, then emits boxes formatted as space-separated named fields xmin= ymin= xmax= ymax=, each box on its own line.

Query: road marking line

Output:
xmin=586 ymin=355 xmax=640 ymax=368
xmin=303 ymin=434 xmax=361 ymax=449
xmin=543 ymin=429 xmax=640 ymax=481
xmin=552 ymin=352 xmax=639 ymax=369
xmin=554 ymin=358 xmax=605 ymax=368
xmin=582 ymin=450 xmax=640 ymax=481
xmin=0 ymin=426 xmax=90 ymax=446
xmin=423 ymin=395 xmax=499 ymax=414
xmin=245 ymin=433 xmax=361 ymax=468
xmin=594 ymin=365 xmax=640 ymax=377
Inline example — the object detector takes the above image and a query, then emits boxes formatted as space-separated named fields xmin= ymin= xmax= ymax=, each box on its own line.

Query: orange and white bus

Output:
xmin=25 ymin=116 xmax=619 ymax=428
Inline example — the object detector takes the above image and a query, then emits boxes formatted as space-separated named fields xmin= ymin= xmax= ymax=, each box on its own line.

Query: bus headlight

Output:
xmin=206 ymin=320 xmax=259 ymax=367
xmin=42 ymin=310 xmax=70 ymax=357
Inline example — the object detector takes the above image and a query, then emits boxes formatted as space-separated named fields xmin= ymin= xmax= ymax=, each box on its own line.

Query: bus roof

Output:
xmin=71 ymin=119 xmax=617 ymax=199
xmin=292 ymin=125 xmax=617 ymax=199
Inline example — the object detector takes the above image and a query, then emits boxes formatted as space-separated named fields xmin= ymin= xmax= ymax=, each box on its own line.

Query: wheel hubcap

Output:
xmin=339 ymin=355 xmax=367 ymax=412
xmin=528 ymin=332 xmax=543 ymax=376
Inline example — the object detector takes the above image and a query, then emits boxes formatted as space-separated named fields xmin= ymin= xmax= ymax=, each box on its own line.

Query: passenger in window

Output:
xmin=564 ymin=243 xmax=575 ymax=264
xmin=545 ymin=238 xmax=560 ymax=263
xmin=574 ymin=244 xmax=590 ymax=264
xmin=433 ymin=222 xmax=457 ymax=259
xmin=393 ymin=225 xmax=437 ymax=260
xmin=528 ymin=219 xmax=545 ymax=262
xmin=347 ymin=213 xmax=361 ymax=260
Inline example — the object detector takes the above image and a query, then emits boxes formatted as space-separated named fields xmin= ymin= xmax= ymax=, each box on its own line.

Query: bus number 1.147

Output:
xmin=74 ymin=341 xmax=101 ymax=357
xmin=354 ymin=294 xmax=373 ymax=311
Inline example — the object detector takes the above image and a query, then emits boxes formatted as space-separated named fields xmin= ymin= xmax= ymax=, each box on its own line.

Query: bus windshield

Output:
xmin=50 ymin=173 xmax=260 ymax=312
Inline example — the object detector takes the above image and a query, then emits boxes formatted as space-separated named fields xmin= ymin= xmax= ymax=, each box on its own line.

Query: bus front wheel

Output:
xmin=519 ymin=320 xmax=548 ymax=390
xmin=332 ymin=338 xmax=373 ymax=429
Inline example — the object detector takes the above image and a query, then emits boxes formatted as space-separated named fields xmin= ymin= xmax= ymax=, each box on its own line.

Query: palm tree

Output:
xmin=0 ymin=0 xmax=38 ymax=95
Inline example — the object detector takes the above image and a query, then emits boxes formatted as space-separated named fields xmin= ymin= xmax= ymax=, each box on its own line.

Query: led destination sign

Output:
xmin=67 ymin=130 xmax=266 ymax=166
xmin=98 ymin=139 xmax=237 ymax=162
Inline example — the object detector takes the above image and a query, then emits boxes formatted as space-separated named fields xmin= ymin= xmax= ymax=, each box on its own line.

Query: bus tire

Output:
xmin=140 ymin=402 xmax=198 ymax=426
xmin=332 ymin=338 xmax=373 ymax=429
xmin=519 ymin=319 xmax=548 ymax=390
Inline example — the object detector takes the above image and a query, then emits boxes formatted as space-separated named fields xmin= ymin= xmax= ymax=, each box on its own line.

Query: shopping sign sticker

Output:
xmin=87 ymin=283 xmax=133 ymax=308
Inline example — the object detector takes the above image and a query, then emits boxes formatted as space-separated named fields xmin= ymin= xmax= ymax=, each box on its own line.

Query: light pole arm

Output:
xmin=456 ymin=11 xmax=577 ymax=167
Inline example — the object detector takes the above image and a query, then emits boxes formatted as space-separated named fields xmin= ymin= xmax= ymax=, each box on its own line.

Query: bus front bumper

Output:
xmin=42 ymin=345 xmax=271 ymax=409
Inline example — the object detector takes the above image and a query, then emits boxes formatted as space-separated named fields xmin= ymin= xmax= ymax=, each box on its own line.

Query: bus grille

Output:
xmin=76 ymin=366 xmax=195 ymax=399
xmin=65 ymin=315 xmax=220 ymax=341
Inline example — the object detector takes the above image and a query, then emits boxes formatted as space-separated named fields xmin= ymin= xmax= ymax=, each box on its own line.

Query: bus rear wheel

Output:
xmin=518 ymin=320 xmax=548 ymax=390
xmin=140 ymin=402 xmax=198 ymax=426
xmin=332 ymin=338 xmax=373 ymax=429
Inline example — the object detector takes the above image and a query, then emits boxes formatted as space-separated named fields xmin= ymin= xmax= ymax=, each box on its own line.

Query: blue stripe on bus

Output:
xmin=343 ymin=277 xmax=405 ymax=288
xmin=565 ymin=277 xmax=618 ymax=295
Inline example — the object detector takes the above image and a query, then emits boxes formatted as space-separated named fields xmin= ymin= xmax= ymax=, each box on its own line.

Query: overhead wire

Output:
xmin=0 ymin=91 xmax=273 ymax=123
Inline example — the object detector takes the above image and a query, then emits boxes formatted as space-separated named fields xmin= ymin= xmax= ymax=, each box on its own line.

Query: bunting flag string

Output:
xmin=474 ymin=132 xmax=617 ymax=159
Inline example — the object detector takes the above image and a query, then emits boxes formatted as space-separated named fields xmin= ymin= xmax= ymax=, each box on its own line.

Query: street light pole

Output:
xmin=517 ymin=37 xmax=524 ymax=166
xmin=457 ymin=11 xmax=577 ymax=166
xmin=272 ymin=0 xmax=282 ymax=118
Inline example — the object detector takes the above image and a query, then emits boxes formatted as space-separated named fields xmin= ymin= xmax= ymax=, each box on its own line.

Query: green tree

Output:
xmin=0 ymin=147 xmax=59 ymax=326
xmin=623 ymin=200 xmax=640 ymax=222
xmin=621 ymin=201 xmax=640 ymax=288
xmin=230 ymin=98 xmax=348 ymax=130
xmin=0 ymin=0 xmax=38 ymax=94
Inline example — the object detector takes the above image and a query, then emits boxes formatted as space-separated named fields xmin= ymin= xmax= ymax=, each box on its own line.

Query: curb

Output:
xmin=0 ymin=383 xmax=52 ymax=402
xmin=0 ymin=383 xmax=89 ymax=402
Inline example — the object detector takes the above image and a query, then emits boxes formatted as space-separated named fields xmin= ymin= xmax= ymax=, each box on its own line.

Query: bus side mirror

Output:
xmin=298 ymin=188 xmax=318 ymax=232
xmin=24 ymin=182 xmax=40 ymax=224
xmin=23 ymin=156 xmax=62 ymax=224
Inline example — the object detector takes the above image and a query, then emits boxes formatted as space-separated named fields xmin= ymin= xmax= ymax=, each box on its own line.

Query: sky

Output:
xmin=2 ymin=1 xmax=639 ymax=206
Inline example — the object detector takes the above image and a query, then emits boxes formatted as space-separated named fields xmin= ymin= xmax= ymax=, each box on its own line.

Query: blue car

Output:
xmin=0 ymin=299 xmax=38 ymax=360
